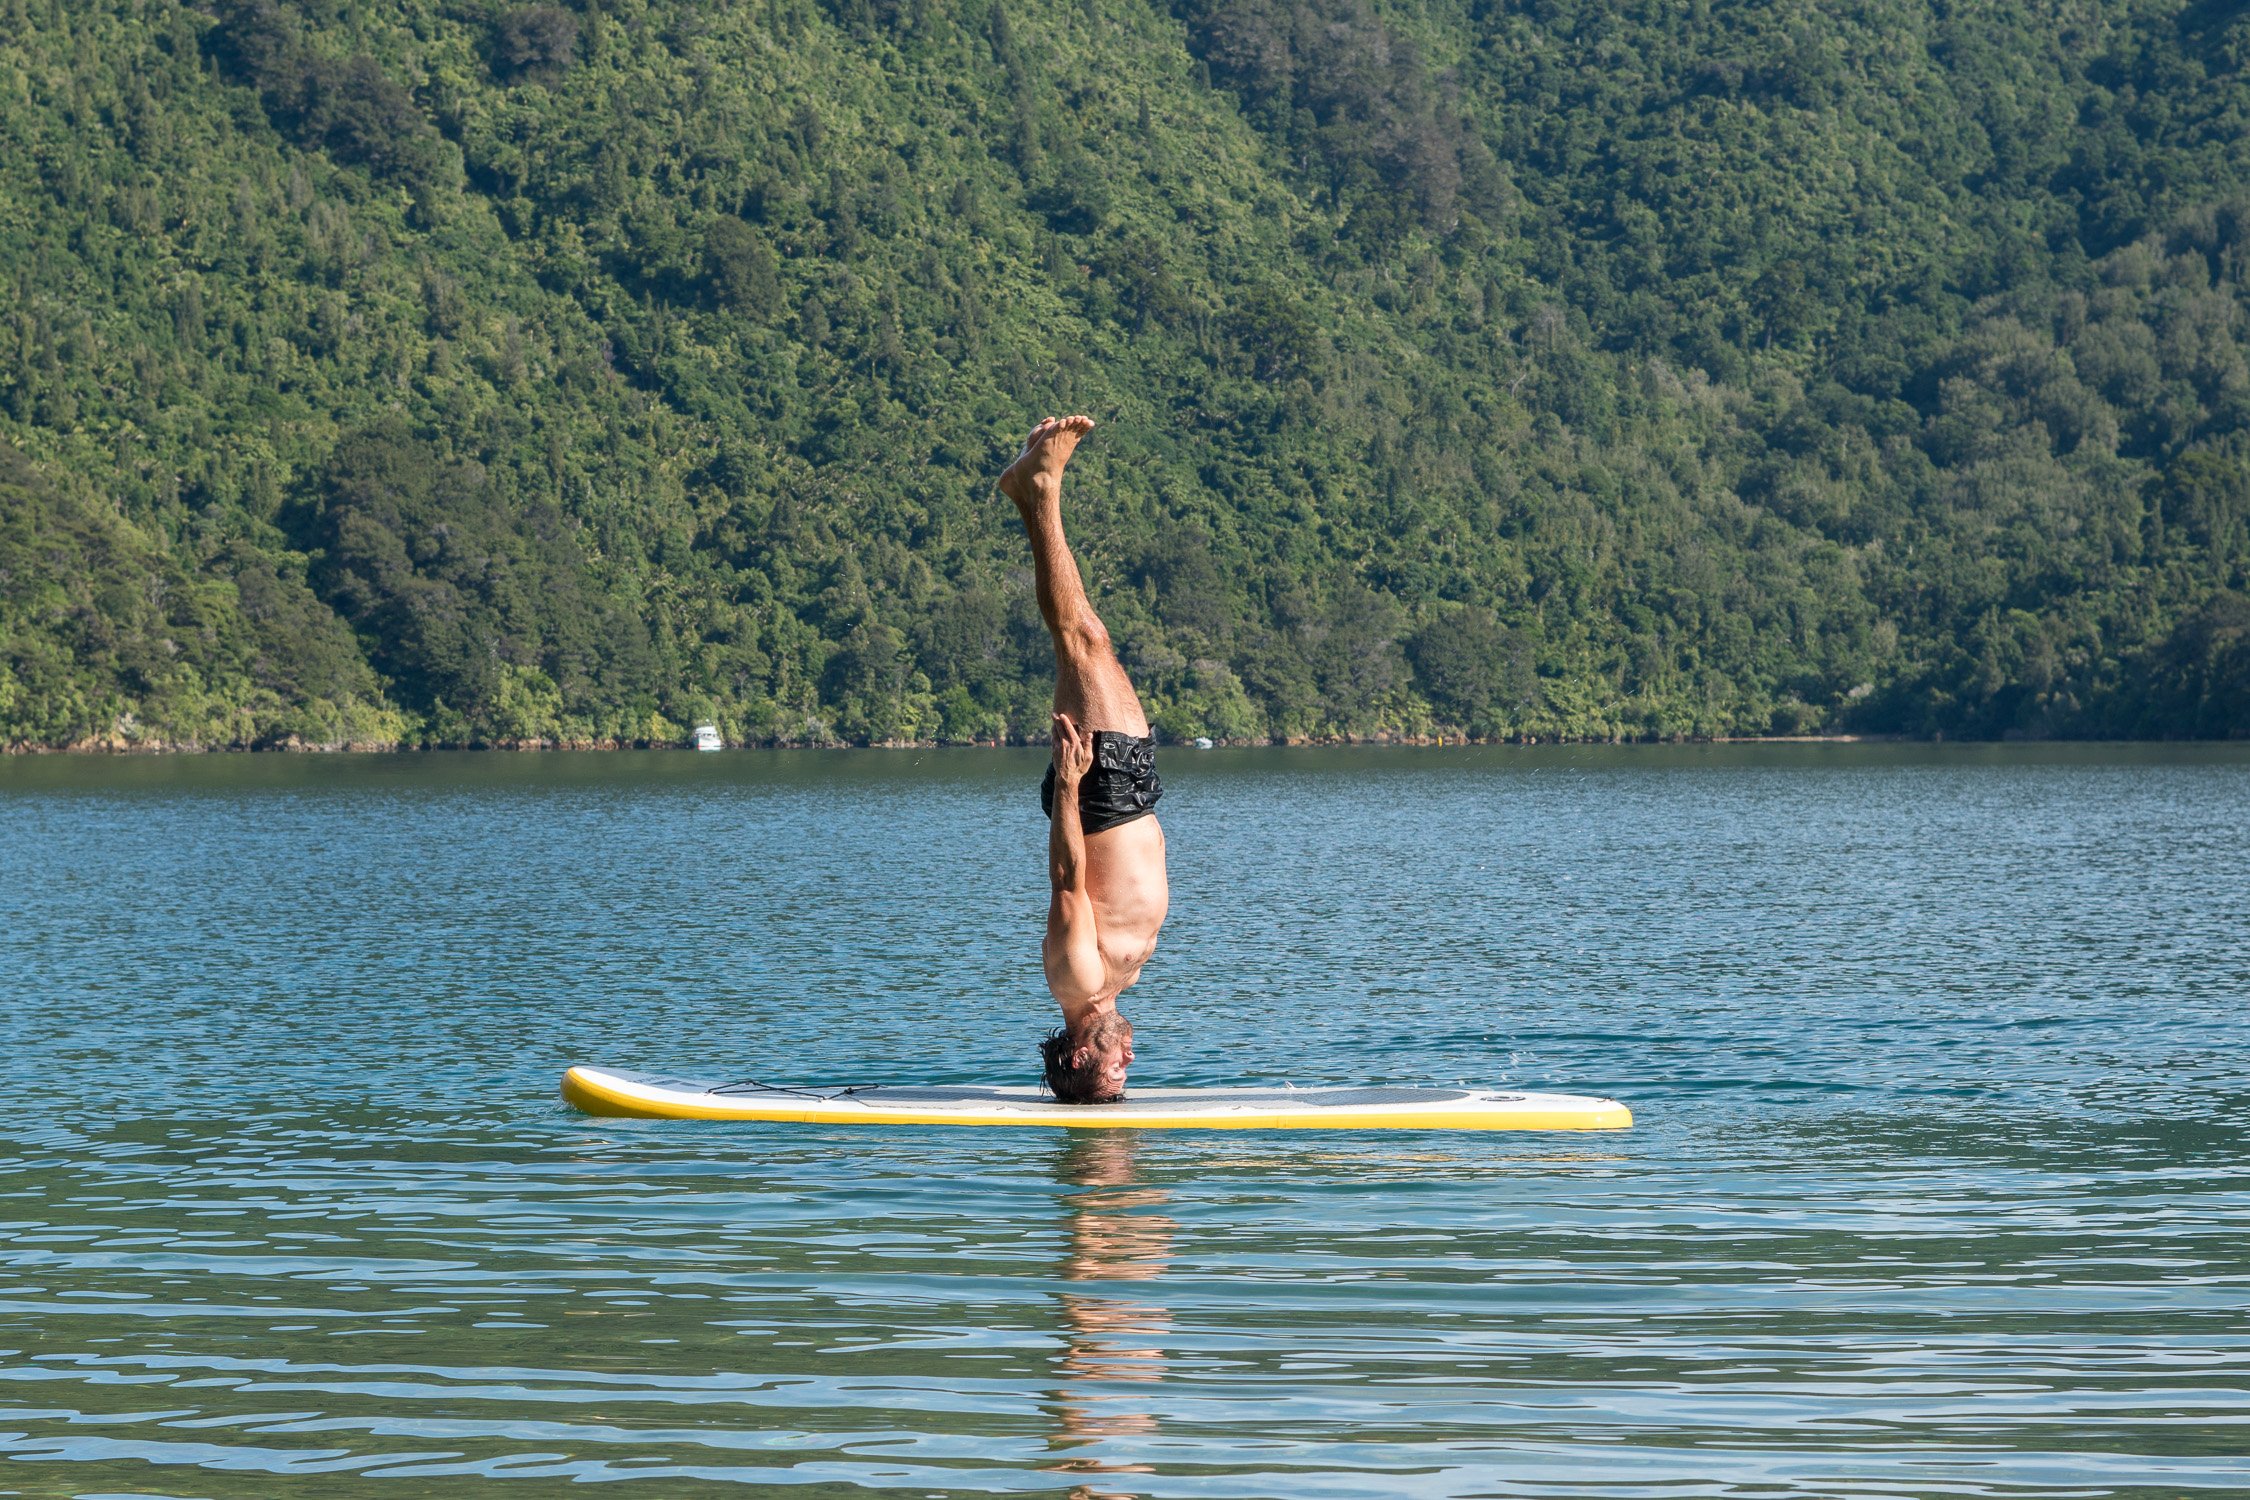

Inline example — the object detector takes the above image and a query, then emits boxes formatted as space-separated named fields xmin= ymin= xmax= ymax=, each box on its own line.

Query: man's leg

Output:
xmin=999 ymin=416 xmax=1150 ymax=736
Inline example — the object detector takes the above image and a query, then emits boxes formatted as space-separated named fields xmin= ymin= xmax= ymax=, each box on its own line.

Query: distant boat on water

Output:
xmin=692 ymin=724 xmax=722 ymax=752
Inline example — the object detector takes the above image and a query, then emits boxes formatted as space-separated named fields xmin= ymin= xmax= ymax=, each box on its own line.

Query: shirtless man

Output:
xmin=998 ymin=415 xmax=1168 ymax=1104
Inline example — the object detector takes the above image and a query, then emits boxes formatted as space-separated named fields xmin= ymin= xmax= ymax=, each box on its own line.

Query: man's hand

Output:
xmin=1052 ymin=711 xmax=1094 ymax=788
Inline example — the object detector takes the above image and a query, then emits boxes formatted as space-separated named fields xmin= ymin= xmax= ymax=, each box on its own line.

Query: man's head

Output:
xmin=1040 ymin=1011 xmax=1134 ymax=1104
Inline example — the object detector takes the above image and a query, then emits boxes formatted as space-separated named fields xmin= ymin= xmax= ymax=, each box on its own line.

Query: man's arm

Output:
xmin=1045 ymin=713 xmax=1106 ymax=1012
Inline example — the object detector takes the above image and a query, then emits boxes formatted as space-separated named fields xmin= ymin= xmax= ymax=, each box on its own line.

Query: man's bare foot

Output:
xmin=998 ymin=414 xmax=1095 ymax=509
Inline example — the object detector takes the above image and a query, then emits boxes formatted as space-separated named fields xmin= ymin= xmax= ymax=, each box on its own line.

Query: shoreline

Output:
xmin=14 ymin=731 xmax=2241 ymax=756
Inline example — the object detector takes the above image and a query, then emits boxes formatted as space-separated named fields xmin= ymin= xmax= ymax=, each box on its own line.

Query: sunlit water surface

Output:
xmin=3 ymin=744 xmax=2247 ymax=1499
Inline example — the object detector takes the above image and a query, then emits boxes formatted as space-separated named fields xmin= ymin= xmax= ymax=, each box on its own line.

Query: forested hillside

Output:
xmin=2 ymin=0 xmax=2246 ymax=748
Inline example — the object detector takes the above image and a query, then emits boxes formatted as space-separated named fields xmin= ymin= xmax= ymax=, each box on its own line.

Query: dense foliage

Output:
xmin=2 ymin=0 xmax=2245 ymax=747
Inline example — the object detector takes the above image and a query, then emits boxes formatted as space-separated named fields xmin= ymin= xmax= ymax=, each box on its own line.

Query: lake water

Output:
xmin=3 ymin=744 xmax=2247 ymax=1499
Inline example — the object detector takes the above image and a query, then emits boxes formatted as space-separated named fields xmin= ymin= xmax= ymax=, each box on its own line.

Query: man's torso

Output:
xmin=1084 ymin=813 xmax=1168 ymax=984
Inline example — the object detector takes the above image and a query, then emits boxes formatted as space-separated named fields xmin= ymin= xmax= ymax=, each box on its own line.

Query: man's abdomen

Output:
xmin=1087 ymin=814 xmax=1168 ymax=970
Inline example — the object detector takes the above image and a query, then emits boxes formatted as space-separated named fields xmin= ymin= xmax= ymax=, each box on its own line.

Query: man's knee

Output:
xmin=1061 ymin=608 xmax=1113 ymax=662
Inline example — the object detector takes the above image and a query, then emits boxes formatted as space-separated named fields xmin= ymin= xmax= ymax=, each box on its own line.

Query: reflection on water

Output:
xmin=3 ymin=745 xmax=2249 ymax=1496
xmin=1051 ymin=1132 xmax=1175 ymax=1498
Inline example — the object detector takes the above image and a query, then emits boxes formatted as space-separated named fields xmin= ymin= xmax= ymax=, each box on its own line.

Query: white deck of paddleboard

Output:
xmin=561 ymin=1067 xmax=1632 ymax=1130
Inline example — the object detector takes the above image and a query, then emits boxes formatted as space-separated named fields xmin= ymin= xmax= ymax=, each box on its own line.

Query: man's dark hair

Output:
xmin=1040 ymin=1024 xmax=1122 ymax=1105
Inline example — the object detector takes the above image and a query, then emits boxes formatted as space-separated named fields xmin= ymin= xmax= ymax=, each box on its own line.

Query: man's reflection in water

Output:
xmin=1047 ymin=1130 xmax=1174 ymax=1500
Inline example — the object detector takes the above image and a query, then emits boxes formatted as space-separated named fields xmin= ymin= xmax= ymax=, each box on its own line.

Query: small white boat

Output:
xmin=1194 ymin=736 xmax=1214 ymax=750
xmin=692 ymin=724 xmax=723 ymax=752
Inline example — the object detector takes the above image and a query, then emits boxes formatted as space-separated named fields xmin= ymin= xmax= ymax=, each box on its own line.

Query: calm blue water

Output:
xmin=2 ymin=744 xmax=2247 ymax=1499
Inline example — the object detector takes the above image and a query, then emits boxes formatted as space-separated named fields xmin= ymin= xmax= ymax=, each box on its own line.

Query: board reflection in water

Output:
xmin=1050 ymin=1132 xmax=1174 ymax=1498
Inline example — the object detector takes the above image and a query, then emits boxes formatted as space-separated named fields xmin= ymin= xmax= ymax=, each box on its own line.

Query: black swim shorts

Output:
xmin=1040 ymin=729 xmax=1163 ymax=835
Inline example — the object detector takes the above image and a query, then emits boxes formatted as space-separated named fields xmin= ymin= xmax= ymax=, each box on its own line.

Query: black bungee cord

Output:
xmin=706 ymin=1077 xmax=883 ymax=1100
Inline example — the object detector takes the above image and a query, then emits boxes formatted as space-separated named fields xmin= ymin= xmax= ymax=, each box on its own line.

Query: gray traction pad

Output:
xmin=661 ymin=1079 xmax=1490 ymax=1111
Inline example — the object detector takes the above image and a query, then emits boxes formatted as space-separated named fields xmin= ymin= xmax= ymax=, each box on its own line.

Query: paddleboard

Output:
xmin=561 ymin=1067 xmax=1632 ymax=1131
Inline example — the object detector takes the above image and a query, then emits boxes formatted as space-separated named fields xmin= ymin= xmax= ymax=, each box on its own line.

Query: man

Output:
xmin=997 ymin=415 xmax=1168 ymax=1104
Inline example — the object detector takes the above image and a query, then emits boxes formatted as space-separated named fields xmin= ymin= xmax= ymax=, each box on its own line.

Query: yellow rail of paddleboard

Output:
xmin=562 ymin=1066 xmax=1633 ymax=1131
